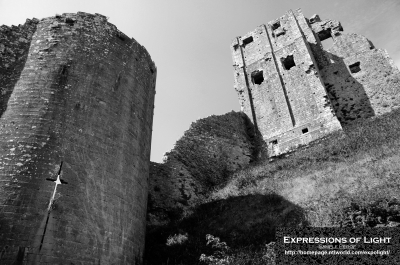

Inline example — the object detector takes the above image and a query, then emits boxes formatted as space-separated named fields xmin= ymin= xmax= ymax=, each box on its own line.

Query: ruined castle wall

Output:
xmin=147 ymin=112 xmax=257 ymax=226
xmin=0 ymin=13 xmax=156 ymax=264
xmin=0 ymin=19 xmax=39 ymax=117
xmin=233 ymin=25 xmax=294 ymax=137
xmin=321 ymin=33 xmax=400 ymax=123
xmin=231 ymin=9 xmax=341 ymax=156
xmin=308 ymin=15 xmax=343 ymax=71
xmin=148 ymin=160 xmax=203 ymax=227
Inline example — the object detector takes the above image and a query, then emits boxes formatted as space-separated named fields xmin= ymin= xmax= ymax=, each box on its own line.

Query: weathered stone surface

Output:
xmin=0 ymin=12 xmax=156 ymax=264
xmin=147 ymin=111 xmax=258 ymax=226
xmin=231 ymin=9 xmax=342 ymax=157
xmin=310 ymin=17 xmax=343 ymax=41
xmin=231 ymin=9 xmax=400 ymax=156
xmin=0 ymin=18 xmax=39 ymax=117
xmin=321 ymin=34 xmax=400 ymax=123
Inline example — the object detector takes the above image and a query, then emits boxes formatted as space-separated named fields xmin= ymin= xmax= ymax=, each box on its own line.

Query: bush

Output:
xmin=199 ymin=235 xmax=276 ymax=265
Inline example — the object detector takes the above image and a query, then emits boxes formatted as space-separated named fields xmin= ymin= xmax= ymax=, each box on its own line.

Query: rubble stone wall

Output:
xmin=321 ymin=34 xmax=400 ymax=123
xmin=0 ymin=18 xmax=39 ymax=117
xmin=147 ymin=112 xmax=257 ymax=226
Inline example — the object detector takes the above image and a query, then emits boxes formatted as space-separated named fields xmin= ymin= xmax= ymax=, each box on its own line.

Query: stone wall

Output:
xmin=321 ymin=34 xmax=400 ymax=123
xmin=231 ymin=9 xmax=400 ymax=156
xmin=0 ymin=18 xmax=39 ymax=117
xmin=231 ymin=9 xmax=342 ymax=157
xmin=0 ymin=12 xmax=156 ymax=264
xmin=147 ymin=111 xmax=258 ymax=226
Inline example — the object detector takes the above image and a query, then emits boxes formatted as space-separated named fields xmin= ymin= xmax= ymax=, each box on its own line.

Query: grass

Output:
xmin=144 ymin=109 xmax=400 ymax=264
xmin=210 ymin=109 xmax=400 ymax=226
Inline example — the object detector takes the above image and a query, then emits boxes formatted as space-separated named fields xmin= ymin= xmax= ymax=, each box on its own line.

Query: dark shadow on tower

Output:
xmin=319 ymin=50 xmax=375 ymax=127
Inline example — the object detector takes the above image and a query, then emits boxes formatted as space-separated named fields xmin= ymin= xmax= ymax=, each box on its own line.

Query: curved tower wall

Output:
xmin=0 ymin=12 xmax=156 ymax=264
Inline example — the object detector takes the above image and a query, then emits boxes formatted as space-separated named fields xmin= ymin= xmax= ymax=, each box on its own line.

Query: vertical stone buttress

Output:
xmin=231 ymin=9 xmax=341 ymax=156
xmin=0 ymin=12 xmax=156 ymax=264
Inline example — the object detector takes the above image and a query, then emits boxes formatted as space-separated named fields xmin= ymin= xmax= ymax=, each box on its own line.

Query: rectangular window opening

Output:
xmin=251 ymin=70 xmax=264 ymax=85
xmin=349 ymin=62 xmax=361 ymax=74
xmin=271 ymin=21 xmax=281 ymax=30
xmin=274 ymin=30 xmax=285 ymax=38
xmin=271 ymin=21 xmax=285 ymax=38
xmin=302 ymin=128 xmax=309 ymax=134
xmin=270 ymin=139 xmax=278 ymax=145
xmin=281 ymin=55 xmax=296 ymax=70
xmin=318 ymin=29 xmax=332 ymax=42
xmin=242 ymin=36 xmax=253 ymax=47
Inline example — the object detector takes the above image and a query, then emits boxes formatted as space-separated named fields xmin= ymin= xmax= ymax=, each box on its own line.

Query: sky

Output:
xmin=1 ymin=0 xmax=400 ymax=162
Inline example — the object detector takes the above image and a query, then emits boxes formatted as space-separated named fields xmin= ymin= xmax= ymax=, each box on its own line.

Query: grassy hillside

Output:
xmin=144 ymin=109 xmax=400 ymax=265
xmin=211 ymin=109 xmax=400 ymax=227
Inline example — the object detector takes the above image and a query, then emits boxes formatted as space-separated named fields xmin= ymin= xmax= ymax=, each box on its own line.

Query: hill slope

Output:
xmin=145 ymin=109 xmax=400 ymax=265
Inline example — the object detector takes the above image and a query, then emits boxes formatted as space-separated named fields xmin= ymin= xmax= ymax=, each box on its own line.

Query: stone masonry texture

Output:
xmin=147 ymin=112 xmax=258 ymax=227
xmin=0 ymin=12 xmax=156 ymax=264
xmin=231 ymin=9 xmax=400 ymax=156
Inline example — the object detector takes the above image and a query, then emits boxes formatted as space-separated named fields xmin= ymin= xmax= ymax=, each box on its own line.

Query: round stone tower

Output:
xmin=0 ymin=12 xmax=156 ymax=264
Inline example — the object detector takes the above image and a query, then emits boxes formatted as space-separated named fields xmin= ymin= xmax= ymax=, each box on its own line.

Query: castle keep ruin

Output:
xmin=0 ymin=12 xmax=156 ymax=264
xmin=231 ymin=9 xmax=400 ymax=156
